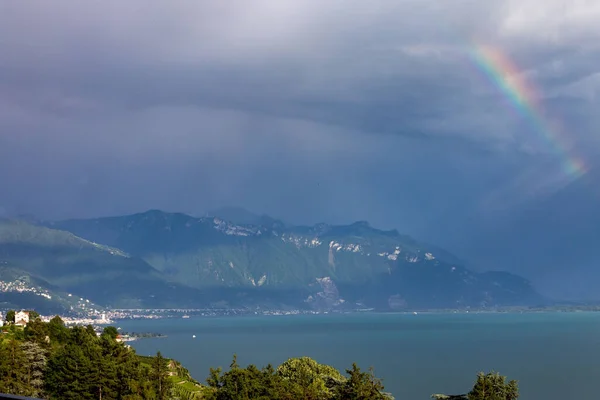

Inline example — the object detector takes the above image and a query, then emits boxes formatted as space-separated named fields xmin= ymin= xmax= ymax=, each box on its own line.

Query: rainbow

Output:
xmin=467 ymin=44 xmax=587 ymax=180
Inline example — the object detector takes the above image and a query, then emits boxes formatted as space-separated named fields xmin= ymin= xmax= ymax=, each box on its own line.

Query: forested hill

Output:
xmin=0 ymin=312 xmax=519 ymax=399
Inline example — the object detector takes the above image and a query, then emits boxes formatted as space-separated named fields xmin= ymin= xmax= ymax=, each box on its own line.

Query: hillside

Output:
xmin=0 ymin=219 xmax=204 ymax=309
xmin=0 ymin=263 xmax=100 ymax=315
xmin=47 ymin=210 xmax=543 ymax=310
xmin=50 ymin=213 xmax=470 ymax=288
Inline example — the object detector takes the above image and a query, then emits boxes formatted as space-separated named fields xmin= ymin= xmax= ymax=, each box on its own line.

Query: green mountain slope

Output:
xmin=0 ymin=262 xmax=107 ymax=315
xmin=53 ymin=214 xmax=423 ymax=288
xmin=0 ymin=219 xmax=203 ymax=309
xmin=50 ymin=210 xmax=543 ymax=309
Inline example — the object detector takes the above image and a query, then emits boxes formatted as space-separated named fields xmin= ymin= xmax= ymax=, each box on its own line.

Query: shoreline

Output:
xmin=107 ymin=307 xmax=600 ymax=322
xmin=25 ymin=305 xmax=600 ymax=325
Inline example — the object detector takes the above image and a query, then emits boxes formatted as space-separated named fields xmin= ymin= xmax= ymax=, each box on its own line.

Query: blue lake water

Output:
xmin=119 ymin=312 xmax=600 ymax=399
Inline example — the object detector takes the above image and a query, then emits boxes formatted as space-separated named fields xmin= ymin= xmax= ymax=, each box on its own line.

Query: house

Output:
xmin=0 ymin=312 xmax=4 ymax=327
xmin=14 ymin=311 xmax=30 ymax=327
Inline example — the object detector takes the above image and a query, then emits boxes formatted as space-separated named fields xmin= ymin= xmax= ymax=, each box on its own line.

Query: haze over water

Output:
xmin=121 ymin=312 xmax=600 ymax=399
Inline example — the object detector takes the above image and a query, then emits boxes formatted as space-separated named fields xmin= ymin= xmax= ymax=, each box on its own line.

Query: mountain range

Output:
xmin=0 ymin=209 xmax=543 ymax=312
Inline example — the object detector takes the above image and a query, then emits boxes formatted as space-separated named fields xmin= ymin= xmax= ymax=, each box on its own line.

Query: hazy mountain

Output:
xmin=0 ymin=263 xmax=91 ymax=315
xmin=45 ymin=210 xmax=543 ymax=310
xmin=462 ymin=171 xmax=600 ymax=301
xmin=206 ymin=206 xmax=285 ymax=227
xmin=0 ymin=219 xmax=203 ymax=309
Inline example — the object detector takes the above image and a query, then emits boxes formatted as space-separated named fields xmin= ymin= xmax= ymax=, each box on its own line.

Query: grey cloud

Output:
xmin=2 ymin=0 xmax=595 ymax=148
xmin=1 ymin=0 xmax=600 ymax=299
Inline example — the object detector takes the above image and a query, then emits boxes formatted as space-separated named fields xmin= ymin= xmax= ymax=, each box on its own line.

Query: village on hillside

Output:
xmin=0 ymin=309 xmax=119 ymax=336
xmin=0 ymin=309 xmax=167 ymax=344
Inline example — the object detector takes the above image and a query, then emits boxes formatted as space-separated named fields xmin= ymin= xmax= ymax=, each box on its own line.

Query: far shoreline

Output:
xmin=105 ymin=306 xmax=600 ymax=322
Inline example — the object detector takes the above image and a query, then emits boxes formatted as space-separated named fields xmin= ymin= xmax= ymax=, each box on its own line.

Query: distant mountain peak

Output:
xmin=207 ymin=206 xmax=287 ymax=228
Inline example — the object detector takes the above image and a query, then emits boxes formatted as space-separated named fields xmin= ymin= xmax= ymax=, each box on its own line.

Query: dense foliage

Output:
xmin=1 ymin=313 xmax=176 ymax=399
xmin=1 ymin=311 xmax=520 ymax=400
xmin=467 ymin=372 xmax=519 ymax=400
xmin=431 ymin=371 xmax=519 ymax=400
xmin=204 ymin=355 xmax=392 ymax=400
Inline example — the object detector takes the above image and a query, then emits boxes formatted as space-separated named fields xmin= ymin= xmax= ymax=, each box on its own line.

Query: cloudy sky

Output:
xmin=1 ymin=0 xmax=599 ymax=299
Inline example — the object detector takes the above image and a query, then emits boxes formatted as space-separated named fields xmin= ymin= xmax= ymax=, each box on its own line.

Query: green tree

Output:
xmin=259 ymin=364 xmax=290 ymax=400
xmin=220 ymin=357 xmax=258 ymax=400
xmin=5 ymin=323 xmax=26 ymax=340
xmin=47 ymin=315 xmax=69 ymax=343
xmin=45 ymin=326 xmax=130 ymax=400
xmin=277 ymin=356 xmax=345 ymax=399
xmin=86 ymin=324 xmax=97 ymax=337
xmin=467 ymin=371 xmax=519 ymax=400
xmin=204 ymin=356 xmax=391 ymax=400
xmin=5 ymin=309 xmax=15 ymax=323
xmin=24 ymin=317 xmax=50 ymax=346
xmin=98 ymin=334 xmax=140 ymax=399
xmin=206 ymin=366 xmax=223 ymax=389
xmin=151 ymin=351 xmax=172 ymax=400
xmin=69 ymin=325 xmax=99 ymax=347
xmin=45 ymin=343 xmax=97 ymax=400
xmin=27 ymin=310 xmax=41 ymax=321
xmin=0 ymin=339 xmax=28 ymax=395
xmin=0 ymin=320 xmax=164 ymax=400
xmin=102 ymin=326 xmax=119 ymax=340
xmin=131 ymin=363 xmax=159 ymax=400
xmin=205 ymin=355 xmax=290 ymax=400
xmin=335 ymin=363 xmax=388 ymax=400
xmin=21 ymin=341 xmax=47 ymax=398
xmin=115 ymin=353 xmax=145 ymax=400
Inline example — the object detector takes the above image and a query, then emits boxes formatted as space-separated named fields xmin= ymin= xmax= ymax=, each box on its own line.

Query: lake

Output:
xmin=119 ymin=312 xmax=600 ymax=399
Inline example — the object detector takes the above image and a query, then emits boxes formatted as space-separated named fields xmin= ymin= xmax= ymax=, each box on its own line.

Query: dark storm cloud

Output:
xmin=0 ymin=1 xmax=536 ymax=141
xmin=1 ymin=0 xmax=600 ymax=299
xmin=2 ymin=1 xmax=597 ymax=149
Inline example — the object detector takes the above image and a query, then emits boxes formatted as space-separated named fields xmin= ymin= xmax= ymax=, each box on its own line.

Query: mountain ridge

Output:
xmin=206 ymin=206 xmax=287 ymax=227
xmin=43 ymin=209 xmax=543 ymax=310
xmin=0 ymin=210 xmax=546 ymax=312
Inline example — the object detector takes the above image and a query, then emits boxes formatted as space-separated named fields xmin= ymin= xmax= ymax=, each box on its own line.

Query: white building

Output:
xmin=0 ymin=312 xmax=4 ymax=327
xmin=15 ymin=310 xmax=30 ymax=327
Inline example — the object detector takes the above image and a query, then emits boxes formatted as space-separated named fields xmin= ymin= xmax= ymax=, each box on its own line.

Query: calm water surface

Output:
xmin=119 ymin=312 xmax=600 ymax=399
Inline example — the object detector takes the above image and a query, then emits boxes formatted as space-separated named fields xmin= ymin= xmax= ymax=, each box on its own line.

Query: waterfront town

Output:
xmin=0 ymin=306 xmax=325 ymax=328
xmin=0 ymin=309 xmax=148 ymax=343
